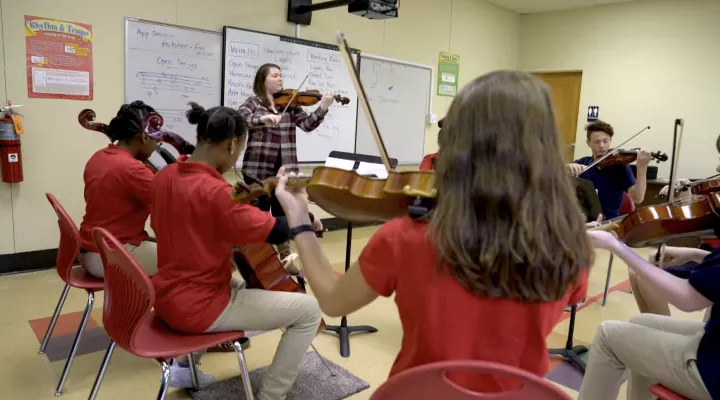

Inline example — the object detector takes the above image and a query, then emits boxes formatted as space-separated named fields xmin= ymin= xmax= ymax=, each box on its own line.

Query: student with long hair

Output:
xmin=79 ymin=101 xmax=159 ymax=278
xmin=272 ymin=70 xmax=591 ymax=390
xmin=238 ymin=63 xmax=330 ymax=274
xmin=150 ymin=102 xmax=322 ymax=396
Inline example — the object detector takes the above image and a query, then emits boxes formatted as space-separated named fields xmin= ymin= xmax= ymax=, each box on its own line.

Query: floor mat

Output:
xmin=189 ymin=352 xmax=369 ymax=400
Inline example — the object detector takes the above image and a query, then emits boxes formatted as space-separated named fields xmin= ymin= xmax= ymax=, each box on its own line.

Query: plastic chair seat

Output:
xmin=66 ymin=266 xmax=105 ymax=290
xmin=128 ymin=312 xmax=246 ymax=360
xmin=649 ymin=384 xmax=690 ymax=400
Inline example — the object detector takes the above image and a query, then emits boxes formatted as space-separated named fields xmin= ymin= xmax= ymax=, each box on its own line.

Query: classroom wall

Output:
xmin=518 ymin=0 xmax=720 ymax=180
xmin=0 ymin=0 xmax=519 ymax=255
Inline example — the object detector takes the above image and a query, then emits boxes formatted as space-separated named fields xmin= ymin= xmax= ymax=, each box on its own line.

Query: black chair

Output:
xmin=549 ymin=301 xmax=587 ymax=373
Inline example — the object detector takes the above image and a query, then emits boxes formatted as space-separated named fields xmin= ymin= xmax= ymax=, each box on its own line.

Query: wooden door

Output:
xmin=532 ymin=72 xmax=583 ymax=163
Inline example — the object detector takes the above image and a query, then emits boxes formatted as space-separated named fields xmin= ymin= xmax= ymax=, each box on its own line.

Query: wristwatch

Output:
xmin=290 ymin=224 xmax=315 ymax=238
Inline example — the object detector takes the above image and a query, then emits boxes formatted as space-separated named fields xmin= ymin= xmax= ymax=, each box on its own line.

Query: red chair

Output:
xmin=602 ymin=191 xmax=636 ymax=306
xmin=650 ymin=384 xmax=691 ymax=400
xmin=88 ymin=227 xmax=253 ymax=400
xmin=41 ymin=193 xmax=104 ymax=396
xmin=370 ymin=360 xmax=572 ymax=400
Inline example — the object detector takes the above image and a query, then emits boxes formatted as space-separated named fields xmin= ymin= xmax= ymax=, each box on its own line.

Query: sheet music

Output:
xmin=356 ymin=161 xmax=388 ymax=179
xmin=324 ymin=157 xmax=355 ymax=171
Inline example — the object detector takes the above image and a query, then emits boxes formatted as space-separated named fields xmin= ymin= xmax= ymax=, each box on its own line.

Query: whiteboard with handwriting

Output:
xmin=124 ymin=18 xmax=222 ymax=147
xmin=355 ymin=54 xmax=432 ymax=164
xmin=222 ymin=26 xmax=359 ymax=163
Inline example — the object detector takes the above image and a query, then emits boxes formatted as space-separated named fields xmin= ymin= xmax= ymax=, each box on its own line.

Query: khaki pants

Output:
xmin=578 ymin=314 xmax=711 ymax=400
xmin=204 ymin=287 xmax=322 ymax=400
xmin=81 ymin=241 xmax=158 ymax=278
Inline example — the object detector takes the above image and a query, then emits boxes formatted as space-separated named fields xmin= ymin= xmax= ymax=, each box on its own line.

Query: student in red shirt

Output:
xmin=150 ymin=102 xmax=321 ymax=396
xmin=79 ymin=101 xmax=159 ymax=278
xmin=419 ymin=117 xmax=443 ymax=171
xmin=272 ymin=70 xmax=591 ymax=391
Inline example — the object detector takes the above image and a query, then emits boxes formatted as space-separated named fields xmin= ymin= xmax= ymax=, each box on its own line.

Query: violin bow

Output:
xmin=279 ymin=74 xmax=310 ymax=116
xmin=578 ymin=125 xmax=651 ymax=175
xmin=336 ymin=31 xmax=393 ymax=172
xmin=655 ymin=118 xmax=685 ymax=266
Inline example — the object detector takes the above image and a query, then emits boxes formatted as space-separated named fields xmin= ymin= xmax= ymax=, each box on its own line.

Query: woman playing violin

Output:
xmin=567 ymin=120 xmax=651 ymax=219
xmin=419 ymin=117 xmax=444 ymax=171
xmin=238 ymin=63 xmax=332 ymax=274
xmin=273 ymin=70 xmax=590 ymax=391
xmin=78 ymin=101 xmax=159 ymax=278
xmin=150 ymin=102 xmax=321 ymax=394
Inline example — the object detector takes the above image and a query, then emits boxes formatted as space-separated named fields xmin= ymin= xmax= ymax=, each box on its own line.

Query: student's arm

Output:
xmin=293 ymin=104 xmax=328 ymax=132
xmin=238 ymin=97 xmax=264 ymax=129
xmin=123 ymin=162 xmax=154 ymax=204
xmin=289 ymin=218 xmax=403 ymax=318
xmin=590 ymin=231 xmax=713 ymax=312
xmin=628 ymin=149 xmax=650 ymax=203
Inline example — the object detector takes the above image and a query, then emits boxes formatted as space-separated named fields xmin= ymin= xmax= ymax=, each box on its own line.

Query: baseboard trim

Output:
xmin=0 ymin=218 xmax=381 ymax=275
xmin=0 ymin=248 xmax=58 ymax=275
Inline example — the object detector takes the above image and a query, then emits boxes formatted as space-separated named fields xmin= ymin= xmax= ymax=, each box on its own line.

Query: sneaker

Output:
xmin=169 ymin=362 xmax=215 ymax=389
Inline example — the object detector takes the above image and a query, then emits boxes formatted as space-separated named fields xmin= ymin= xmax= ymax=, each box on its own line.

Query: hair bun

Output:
xmin=186 ymin=102 xmax=206 ymax=125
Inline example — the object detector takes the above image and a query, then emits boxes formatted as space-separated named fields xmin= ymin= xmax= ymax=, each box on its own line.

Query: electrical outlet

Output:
xmin=426 ymin=113 xmax=437 ymax=124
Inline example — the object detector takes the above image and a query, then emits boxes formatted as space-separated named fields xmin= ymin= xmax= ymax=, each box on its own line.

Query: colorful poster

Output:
xmin=25 ymin=16 xmax=93 ymax=100
xmin=437 ymin=52 xmax=459 ymax=97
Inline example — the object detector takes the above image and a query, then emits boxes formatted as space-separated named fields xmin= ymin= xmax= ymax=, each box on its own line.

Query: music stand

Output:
xmin=573 ymin=176 xmax=602 ymax=222
xmin=321 ymin=150 xmax=398 ymax=357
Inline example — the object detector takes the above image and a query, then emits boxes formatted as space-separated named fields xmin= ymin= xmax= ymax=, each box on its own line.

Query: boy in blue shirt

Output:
xmin=567 ymin=120 xmax=650 ymax=219
xmin=582 ymin=231 xmax=717 ymax=400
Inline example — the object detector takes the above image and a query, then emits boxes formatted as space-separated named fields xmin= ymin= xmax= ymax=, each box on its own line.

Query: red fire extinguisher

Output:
xmin=0 ymin=102 xmax=23 ymax=183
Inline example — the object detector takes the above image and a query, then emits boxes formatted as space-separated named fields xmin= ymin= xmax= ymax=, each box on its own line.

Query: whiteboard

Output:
xmin=222 ymin=26 xmax=360 ymax=163
xmin=124 ymin=18 xmax=222 ymax=148
xmin=356 ymin=54 xmax=432 ymax=164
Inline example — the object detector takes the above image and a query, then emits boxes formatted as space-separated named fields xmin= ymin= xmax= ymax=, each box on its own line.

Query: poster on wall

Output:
xmin=437 ymin=52 xmax=459 ymax=97
xmin=24 ymin=15 xmax=93 ymax=100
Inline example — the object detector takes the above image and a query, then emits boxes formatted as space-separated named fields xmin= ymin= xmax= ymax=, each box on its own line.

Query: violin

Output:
xmin=232 ymin=32 xmax=437 ymax=224
xmin=592 ymin=148 xmax=668 ymax=169
xmin=273 ymin=89 xmax=350 ymax=108
xmin=78 ymin=109 xmax=159 ymax=173
xmin=592 ymin=191 xmax=720 ymax=247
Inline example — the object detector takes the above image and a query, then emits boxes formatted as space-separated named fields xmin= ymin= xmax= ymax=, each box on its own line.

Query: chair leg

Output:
xmin=156 ymin=360 xmax=172 ymax=400
xmin=88 ymin=341 xmax=116 ymax=400
xmin=233 ymin=340 xmax=254 ymax=400
xmin=55 ymin=290 xmax=94 ymax=396
xmin=187 ymin=353 xmax=200 ymax=391
xmin=602 ymin=253 xmax=615 ymax=306
xmin=39 ymin=283 xmax=71 ymax=354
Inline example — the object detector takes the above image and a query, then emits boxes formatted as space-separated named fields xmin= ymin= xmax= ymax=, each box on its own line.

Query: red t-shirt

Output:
xmin=359 ymin=217 xmax=588 ymax=391
xmin=419 ymin=153 xmax=437 ymax=171
xmin=150 ymin=157 xmax=276 ymax=333
xmin=79 ymin=145 xmax=153 ymax=253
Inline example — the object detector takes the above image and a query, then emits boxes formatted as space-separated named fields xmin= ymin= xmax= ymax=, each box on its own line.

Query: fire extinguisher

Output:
xmin=0 ymin=102 xmax=23 ymax=183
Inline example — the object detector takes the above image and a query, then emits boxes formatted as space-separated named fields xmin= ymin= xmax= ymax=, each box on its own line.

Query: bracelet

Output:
xmin=290 ymin=224 xmax=315 ymax=239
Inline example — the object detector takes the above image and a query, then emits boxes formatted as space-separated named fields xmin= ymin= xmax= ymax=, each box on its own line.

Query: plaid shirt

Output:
xmin=238 ymin=96 xmax=328 ymax=180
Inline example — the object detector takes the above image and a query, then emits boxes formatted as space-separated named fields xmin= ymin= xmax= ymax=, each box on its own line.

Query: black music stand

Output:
xmin=322 ymin=151 xmax=398 ymax=358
